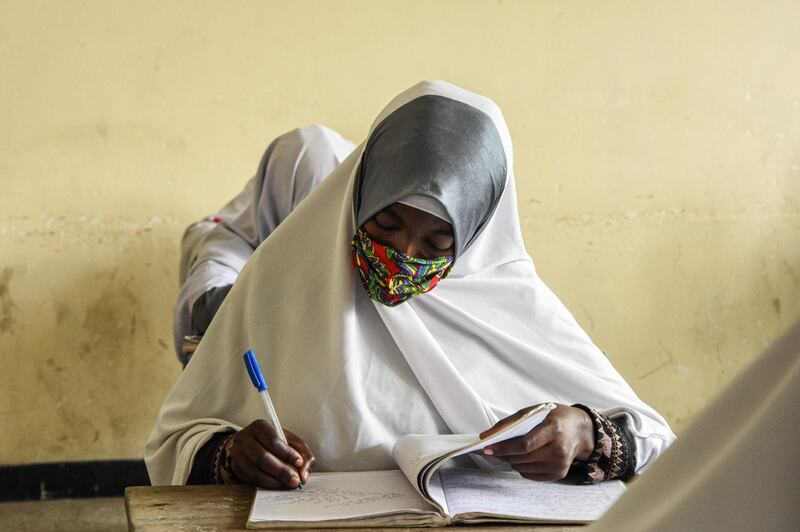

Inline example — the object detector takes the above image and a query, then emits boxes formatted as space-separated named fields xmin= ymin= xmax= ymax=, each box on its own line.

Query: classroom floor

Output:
xmin=0 ymin=497 xmax=127 ymax=531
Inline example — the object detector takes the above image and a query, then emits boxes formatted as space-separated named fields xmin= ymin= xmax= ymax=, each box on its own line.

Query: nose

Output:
xmin=401 ymin=243 xmax=422 ymax=258
xmin=387 ymin=235 xmax=422 ymax=258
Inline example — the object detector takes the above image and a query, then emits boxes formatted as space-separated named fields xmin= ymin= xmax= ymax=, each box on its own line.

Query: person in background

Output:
xmin=173 ymin=125 xmax=355 ymax=365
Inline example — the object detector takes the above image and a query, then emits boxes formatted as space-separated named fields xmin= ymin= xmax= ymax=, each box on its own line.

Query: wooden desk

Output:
xmin=125 ymin=485 xmax=583 ymax=531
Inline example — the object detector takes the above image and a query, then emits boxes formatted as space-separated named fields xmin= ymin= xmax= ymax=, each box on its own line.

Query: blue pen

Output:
xmin=243 ymin=349 xmax=303 ymax=489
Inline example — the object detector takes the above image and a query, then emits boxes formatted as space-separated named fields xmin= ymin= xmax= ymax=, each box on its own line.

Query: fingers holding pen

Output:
xmin=239 ymin=351 xmax=315 ymax=488
xmin=240 ymin=429 xmax=303 ymax=488
xmin=229 ymin=420 xmax=308 ymax=489
xmin=230 ymin=450 xmax=293 ymax=490
xmin=285 ymin=429 xmax=316 ymax=484
xmin=251 ymin=419 xmax=304 ymax=468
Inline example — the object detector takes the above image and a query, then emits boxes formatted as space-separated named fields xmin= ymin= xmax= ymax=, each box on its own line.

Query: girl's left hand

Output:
xmin=479 ymin=404 xmax=595 ymax=481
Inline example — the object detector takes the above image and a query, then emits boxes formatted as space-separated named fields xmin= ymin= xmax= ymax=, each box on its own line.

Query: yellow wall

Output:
xmin=1 ymin=0 xmax=798 ymax=464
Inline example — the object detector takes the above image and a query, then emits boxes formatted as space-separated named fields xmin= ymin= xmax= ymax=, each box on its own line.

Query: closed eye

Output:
xmin=373 ymin=211 xmax=401 ymax=231
xmin=426 ymin=238 xmax=454 ymax=254
xmin=373 ymin=217 xmax=399 ymax=231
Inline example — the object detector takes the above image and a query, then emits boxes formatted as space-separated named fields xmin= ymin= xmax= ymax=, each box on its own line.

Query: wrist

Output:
xmin=212 ymin=432 xmax=239 ymax=484
xmin=573 ymin=406 xmax=595 ymax=462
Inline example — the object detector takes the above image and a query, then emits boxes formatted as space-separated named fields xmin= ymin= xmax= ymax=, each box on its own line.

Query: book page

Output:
xmin=393 ymin=402 xmax=555 ymax=495
xmin=247 ymin=470 xmax=438 ymax=524
xmin=440 ymin=468 xmax=626 ymax=523
xmin=393 ymin=433 xmax=474 ymax=488
xmin=425 ymin=469 xmax=448 ymax=516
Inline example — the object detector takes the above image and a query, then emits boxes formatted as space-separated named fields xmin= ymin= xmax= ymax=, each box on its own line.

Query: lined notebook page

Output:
xmin=249 ymin=470 xmax=436 ymax=523
xmin=440 ymin=468 xmax=626 ymax=522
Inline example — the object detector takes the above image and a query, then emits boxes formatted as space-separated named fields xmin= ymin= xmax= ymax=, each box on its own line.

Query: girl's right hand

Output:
xmin=227 ymin=420 xmax=315 ymax=489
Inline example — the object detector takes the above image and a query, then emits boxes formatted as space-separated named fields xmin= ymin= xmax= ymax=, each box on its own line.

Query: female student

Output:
xmin=172 ymin=126 xmax=355 ymax=364
xmin=146 ymin=80 xmax=675 ymax=488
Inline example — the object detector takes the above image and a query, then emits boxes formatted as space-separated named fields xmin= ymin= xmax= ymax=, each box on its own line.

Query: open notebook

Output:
xmin=246 ymin=403 xmax=626 ymax=528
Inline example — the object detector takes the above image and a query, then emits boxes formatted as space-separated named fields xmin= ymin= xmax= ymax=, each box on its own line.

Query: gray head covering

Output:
xmin=354 ymin=94 xmax=508 ymax=258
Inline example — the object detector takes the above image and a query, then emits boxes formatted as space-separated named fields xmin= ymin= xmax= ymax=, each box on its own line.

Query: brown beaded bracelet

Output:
xmin=222 ymin=434 xmax=239 ymax=484
xmin=571 ymin=404 xmax=632 ymax=484
xmin=211 ymin=432 xmax=238 ymax=484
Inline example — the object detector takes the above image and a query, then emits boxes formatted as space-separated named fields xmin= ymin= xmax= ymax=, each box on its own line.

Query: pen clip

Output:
xmin=243 ymin=349 xmax=268 ymax=392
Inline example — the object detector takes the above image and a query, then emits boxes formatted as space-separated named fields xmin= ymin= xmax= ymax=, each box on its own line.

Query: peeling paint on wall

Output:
xmin=0 ymin=267 xmax=19 ymax=334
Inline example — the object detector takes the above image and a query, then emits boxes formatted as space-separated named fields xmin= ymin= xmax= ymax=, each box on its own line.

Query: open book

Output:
xmin=246 ymin=403 xmax=626 ymax=528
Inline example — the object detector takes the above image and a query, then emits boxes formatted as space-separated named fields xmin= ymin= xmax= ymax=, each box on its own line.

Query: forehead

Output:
xmin=379 ymin=203 xmax=453 ymax=233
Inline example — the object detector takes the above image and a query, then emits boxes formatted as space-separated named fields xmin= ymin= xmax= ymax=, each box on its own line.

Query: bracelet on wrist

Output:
xmin=212 ymin=432 xmax=239 ymax=484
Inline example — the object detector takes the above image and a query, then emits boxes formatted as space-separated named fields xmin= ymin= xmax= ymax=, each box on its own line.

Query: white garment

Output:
xmin=172 ymin=125 xmax=355 ymax=358
xmin=590 ymin=321 xmax=800 ymax=532
xmin=146 ymin=80 xmax=675 ymax=486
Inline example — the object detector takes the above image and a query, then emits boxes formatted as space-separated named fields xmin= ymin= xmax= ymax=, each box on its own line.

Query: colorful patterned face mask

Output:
xmin=351 ymin=228 xmax=454 ymax=307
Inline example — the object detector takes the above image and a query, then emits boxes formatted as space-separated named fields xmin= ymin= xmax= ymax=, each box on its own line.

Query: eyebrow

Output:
xmin=380 ymin=206 xmax=403 ymax=223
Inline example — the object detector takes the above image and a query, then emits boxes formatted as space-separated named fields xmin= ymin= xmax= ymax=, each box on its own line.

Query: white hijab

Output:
xmin=172 ymin=125 xmax=355 ymax=357
xmin=146 ymin=80 xmax=675 ymax=485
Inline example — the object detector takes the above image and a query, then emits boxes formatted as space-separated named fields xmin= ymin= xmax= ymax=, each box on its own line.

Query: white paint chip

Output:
xmin=625 ymin=211 xmax=638 ymax=220
xmin=674 ymin=365 xmax=690 ymax=376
